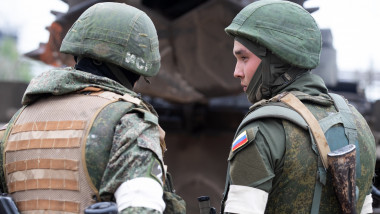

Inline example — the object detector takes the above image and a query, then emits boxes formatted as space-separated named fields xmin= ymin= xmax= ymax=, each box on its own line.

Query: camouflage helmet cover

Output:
xmin=60 ymin=2 xmax=160 ymax=77
xmin=225 ymin=0 xmax=322 ymax=69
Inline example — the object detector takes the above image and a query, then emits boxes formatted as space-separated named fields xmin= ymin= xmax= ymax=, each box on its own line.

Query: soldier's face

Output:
xmin=233 ymin=40 xmax=262 ymax=92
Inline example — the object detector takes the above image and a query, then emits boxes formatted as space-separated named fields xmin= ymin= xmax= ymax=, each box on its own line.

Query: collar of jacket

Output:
xmin=22 ymin=68 xmax=138 ymax=105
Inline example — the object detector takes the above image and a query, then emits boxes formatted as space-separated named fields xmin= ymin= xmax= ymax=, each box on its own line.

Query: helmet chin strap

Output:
xmin=245 ymin=65 xmax=262 ymax=104
xmin=245 ymin=53 xmax=272 ymax=104
xmin=259 ymin=53 xmax=272 ymax=99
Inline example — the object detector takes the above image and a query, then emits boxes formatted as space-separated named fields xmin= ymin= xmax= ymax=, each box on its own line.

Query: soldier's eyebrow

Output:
xmin=234 ymin=49 xmax=247 ymax=56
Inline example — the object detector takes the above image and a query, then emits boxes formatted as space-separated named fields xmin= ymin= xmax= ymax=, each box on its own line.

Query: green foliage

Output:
xmin=0 ymin=36 xmax=33 ymax=82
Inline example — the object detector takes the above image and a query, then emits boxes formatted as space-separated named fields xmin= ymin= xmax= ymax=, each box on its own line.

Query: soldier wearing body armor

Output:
xmin=221 ymin=0 xmax=376 ymax=213
xmin=0 ymin=3 xmax=185 ymax=213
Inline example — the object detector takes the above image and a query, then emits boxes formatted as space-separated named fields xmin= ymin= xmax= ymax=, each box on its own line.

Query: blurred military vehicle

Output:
xmin=1 ymin=0 xmax=379 ymax=213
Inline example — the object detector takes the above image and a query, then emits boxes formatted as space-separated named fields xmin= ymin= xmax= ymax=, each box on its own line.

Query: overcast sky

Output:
xmin=0 ymin=0 xmax=68 ymax=52
xmin=0 ymin=0 xmax=379 ymax=73
xmin=306 ymin=0 xmax=380 ymax=73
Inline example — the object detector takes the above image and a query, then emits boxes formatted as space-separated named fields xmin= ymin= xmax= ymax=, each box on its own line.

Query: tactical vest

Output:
xmin=222 ymin=91 xmax=375 ymax=214
xmin=1 ymin=88 xmax=157 ymax=213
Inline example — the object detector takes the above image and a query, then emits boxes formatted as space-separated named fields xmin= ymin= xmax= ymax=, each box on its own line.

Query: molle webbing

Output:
xmin=11 ymin=121 xmax=86 ymax=133
xmin=5 ymin=121 xmax=84 ymax=151
xmin=6 ymin=159 xmax=78 ymax=174
xmin=17 ymin=200 xmax=79 ymax=213
xmin=6 ymin=159 xmax=80 ymax=194
xmin=3 ymin=94 xmax=113 ymax=213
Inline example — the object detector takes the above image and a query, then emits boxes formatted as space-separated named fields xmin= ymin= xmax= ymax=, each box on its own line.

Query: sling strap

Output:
xmin=278 ymin=92 xmax=330 ymax=170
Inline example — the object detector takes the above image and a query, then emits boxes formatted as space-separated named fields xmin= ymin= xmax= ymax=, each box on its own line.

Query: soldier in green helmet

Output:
xmin=0 ymin=2 xmax=185 ymax=213
xmin=221 ymin=0 xmax=376 ymax=213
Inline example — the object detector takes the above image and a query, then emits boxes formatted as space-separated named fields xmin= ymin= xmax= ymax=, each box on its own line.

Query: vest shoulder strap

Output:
xmin=328 ymin=93 xmax=358 ymax=145
xmin=237 ymin=105 xmax=308 ymax=136
xmin=80 ymin=88 xmax=158 ymax=125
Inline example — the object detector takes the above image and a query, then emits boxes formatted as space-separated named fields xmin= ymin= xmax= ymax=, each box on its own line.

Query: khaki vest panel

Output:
xmin=3 ymin=93 xmax=113 ymax=213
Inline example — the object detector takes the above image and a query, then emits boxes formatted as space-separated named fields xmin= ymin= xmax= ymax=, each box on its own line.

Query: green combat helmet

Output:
xmin=225 ymin=0 xmax=322 ymax=69
xmin=60 ymin=2 xmax=160 ymax=77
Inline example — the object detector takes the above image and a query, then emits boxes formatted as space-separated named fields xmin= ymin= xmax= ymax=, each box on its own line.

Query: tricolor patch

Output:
xmin=232 ymin=130 xmax=248 ymax=151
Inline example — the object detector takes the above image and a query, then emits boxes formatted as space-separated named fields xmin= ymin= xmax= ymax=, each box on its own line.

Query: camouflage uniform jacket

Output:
xmin=0 ymin=68 xmax=185 ymax=214
xmin=224 ymin=73 xmax=376 ymax=213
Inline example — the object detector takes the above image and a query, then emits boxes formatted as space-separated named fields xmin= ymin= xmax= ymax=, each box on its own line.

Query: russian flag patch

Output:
xmin=232 ymin=130 xmax=248 ymax=152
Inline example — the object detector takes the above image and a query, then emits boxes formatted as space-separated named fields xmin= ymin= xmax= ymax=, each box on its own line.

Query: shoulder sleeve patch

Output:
xmin=232 ymin=131 xmax=249 ymax=152
xmin=229 ymin=127 xmax=259 ymax=161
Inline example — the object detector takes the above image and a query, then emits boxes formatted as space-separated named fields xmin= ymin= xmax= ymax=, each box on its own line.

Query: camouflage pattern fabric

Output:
xmin=22 ymin=67 xmax=136 ymax=105
xmin=266 ymin=102 xmax=340 ymax=214
xmin=163 ymin=172 xmax=186 ymax=213
xmin=120 ymin=207 xmax=161 ymax=214
xmin=1 ymin=68 xmax=185 ymax=213
xmin=224 ymin=73 xmax=376 ymax=213
xmin=60 ymin=2 xmax=161 ymax=77
xmin=163 ymin=191 xmax=186 ymax=214
xmin=348 ymin=105 xmax=377 ymax=212
xmin=267 ymin=94 xmax=375 ymax=214
xmin=99 ymin=113 xmax=163 ymax=194
xmin=85 ymin=101 xmax=134 ymax=190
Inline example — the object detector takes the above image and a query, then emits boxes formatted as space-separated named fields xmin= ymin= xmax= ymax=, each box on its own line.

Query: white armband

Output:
xmin=114 ymin=177 xmax=165 ymax=213
xmin=225 ymin=185 xmax=268 ymax=214
xmin=360 ymin=194 xmax=373 ymax=214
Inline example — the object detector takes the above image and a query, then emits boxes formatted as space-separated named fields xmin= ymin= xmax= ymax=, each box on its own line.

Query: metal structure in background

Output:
xmin=0 ymin=0 xmax=377 ymax=213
